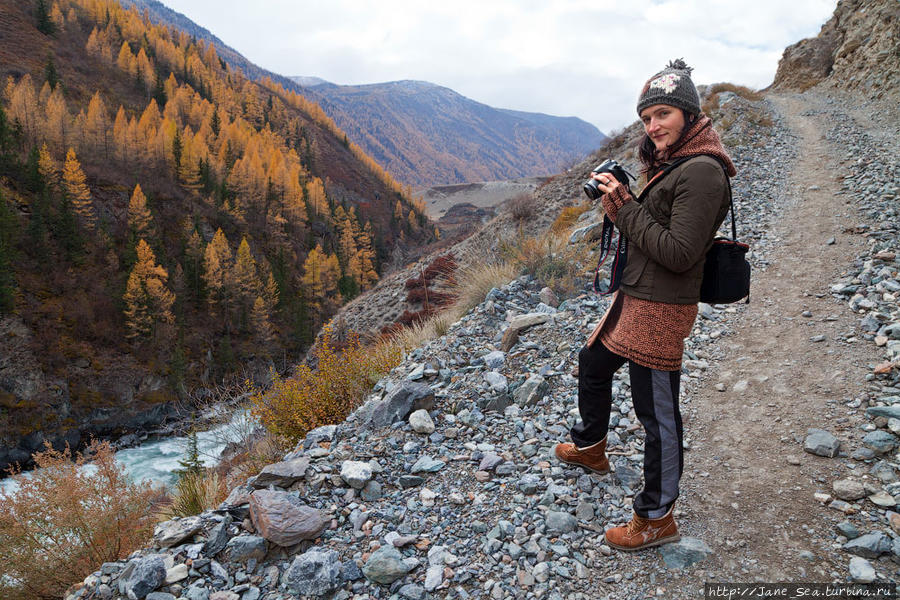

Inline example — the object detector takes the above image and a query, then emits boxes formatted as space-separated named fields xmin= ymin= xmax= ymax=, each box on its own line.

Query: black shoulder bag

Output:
xmin=593 ymin=156 xmax=750 ymax=304
xmin=700 ymin=170 xmax=751 ymax=304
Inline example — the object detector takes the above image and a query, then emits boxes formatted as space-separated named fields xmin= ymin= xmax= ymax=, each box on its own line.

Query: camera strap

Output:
xmin=592 ymin=157 xmax=695 ymax=295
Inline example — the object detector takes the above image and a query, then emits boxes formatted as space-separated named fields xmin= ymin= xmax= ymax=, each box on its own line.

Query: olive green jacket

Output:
xmin=616 ymin=155 xmax=731 ymax=304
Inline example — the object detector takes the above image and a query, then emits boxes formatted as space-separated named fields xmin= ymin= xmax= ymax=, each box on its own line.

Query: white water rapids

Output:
xmin=0 ymin=409 xmax=255 ymax=495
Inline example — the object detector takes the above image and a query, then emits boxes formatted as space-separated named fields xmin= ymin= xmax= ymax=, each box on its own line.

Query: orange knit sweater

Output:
xmin=598 ymin=292 xmax=697 ymax=371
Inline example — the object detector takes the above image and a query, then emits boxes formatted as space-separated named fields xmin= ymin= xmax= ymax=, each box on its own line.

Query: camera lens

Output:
xmin=583 ymin=180 xmax=601 ymax=200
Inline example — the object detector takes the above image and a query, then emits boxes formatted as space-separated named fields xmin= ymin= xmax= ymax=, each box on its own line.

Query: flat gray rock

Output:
xmin=867 ymin=406 xmax=900 ymax=420
xmin=340 ymin=460 xmax=374 ymax=489
xmin=225 ymin=535 xmax=267 ymax=563
xmin=508 ymin=313 xmax=550 ymax=332
xmin=362 ymin=545 xmax=411 ymax=584
xmin=252 ymin=457 xmax=310 ymax=488
xmin=804 ymin=428 xmax=841 ymax=457
xmin=119 ymin=554 xmax=166 ymax=600
xmin=408 ymin=409 xmax=435 ymax=434
xmin=849 ymin=556 xmax=876 ymax=583
xmin=355 ymin=382 xmax=435 ymax=429
xmin=513 ymin=374 xmax=549 ymax=406
xmin=545 ymin=511 xmax=577 ymax=534
xmin=843 ymin=532 xmax=892 ymax=558
xmin=282 ymin=547 xmax=343 ymax=597
xmin=154 ymin=516 xmax=203 ymax=548
xmin=410 ymin=455 xmax=445 ymax=473
xmin=658 ymin=538 xmax=714 ymax=569
xmin=833 ymin=478 xmax=867 ymax=501
xmin=863 ymin=430 xmax=898 ymax=454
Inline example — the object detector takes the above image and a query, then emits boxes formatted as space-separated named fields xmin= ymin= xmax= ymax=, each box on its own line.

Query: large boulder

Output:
xmin=249 ymin=490 xmax=327 ymax=547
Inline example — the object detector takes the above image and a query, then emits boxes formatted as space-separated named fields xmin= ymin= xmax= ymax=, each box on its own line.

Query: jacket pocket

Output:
xmin=622 ymin=251 xmax=650 ymax=288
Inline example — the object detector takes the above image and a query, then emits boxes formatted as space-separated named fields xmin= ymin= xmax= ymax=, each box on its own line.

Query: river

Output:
xmin=0 ymin=409 xmax=255 ymax=495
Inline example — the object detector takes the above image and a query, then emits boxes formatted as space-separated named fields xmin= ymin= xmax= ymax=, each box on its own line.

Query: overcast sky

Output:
xmin=159 ymin=0 xmax=837 ymax=134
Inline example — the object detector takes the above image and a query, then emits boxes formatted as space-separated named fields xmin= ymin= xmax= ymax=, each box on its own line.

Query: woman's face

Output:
xmin=640 ymin=104 xmax=686 ymax=152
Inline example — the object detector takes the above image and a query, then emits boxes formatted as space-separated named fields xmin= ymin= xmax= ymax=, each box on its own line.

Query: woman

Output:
xmin=554 ymin=59 xmax=737 ymax=551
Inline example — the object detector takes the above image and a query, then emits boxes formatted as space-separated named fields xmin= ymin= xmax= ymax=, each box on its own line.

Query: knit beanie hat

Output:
xmin=636 ymin=59 xmax=701 ymax=116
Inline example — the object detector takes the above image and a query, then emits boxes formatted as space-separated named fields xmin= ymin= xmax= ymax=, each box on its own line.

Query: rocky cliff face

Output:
xmin=772 ymin=0 xmax=899 ymax=99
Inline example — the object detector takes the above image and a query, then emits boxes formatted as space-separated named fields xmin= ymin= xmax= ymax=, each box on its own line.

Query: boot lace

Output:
xmin=626 ymin=516 xmax=648 ymax=536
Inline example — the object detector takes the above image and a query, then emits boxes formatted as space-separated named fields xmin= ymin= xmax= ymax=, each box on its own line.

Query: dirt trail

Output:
xmin=670 ymin=93 xmax=883 ymax=585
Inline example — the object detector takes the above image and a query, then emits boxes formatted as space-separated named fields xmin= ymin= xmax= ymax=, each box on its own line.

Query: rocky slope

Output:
xmin=58 ymin=79 xmax=816 ymax=600
xmin=772 ymin=0 xmax=899 ymax=99
xmin=294 ymin=79 xmax=607 ymax=188
xmin=64 ymin=81 xmax=900 ymax=600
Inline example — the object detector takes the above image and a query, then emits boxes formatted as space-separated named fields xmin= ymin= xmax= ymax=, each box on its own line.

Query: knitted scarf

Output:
xmin=654 ymin=115 xmax=737 ymax=177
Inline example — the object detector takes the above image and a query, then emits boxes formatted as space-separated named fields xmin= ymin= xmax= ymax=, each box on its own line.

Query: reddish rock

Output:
xmin=249 ymin=490 xmax=327 ymax=547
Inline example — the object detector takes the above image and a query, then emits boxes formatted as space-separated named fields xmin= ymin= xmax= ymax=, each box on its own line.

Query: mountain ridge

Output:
xmin=292 ymin=77 xmax=607 ymax=187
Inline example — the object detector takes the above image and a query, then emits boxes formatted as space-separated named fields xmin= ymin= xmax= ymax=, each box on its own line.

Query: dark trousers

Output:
xmin=572 ymin=341 xmax=684 ymax=519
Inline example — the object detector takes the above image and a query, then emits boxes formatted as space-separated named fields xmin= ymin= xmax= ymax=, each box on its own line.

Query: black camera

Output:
xmin=583 ymin=159 xmax=632 ymax=200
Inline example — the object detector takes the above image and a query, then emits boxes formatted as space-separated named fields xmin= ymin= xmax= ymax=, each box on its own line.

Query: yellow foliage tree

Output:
xmin=232 ymin=237 xmax=261 ymax=323
xmin=123 ymin=239 xmax=175 ymax=340
xmin=127 ymin=184 xmax=153 ymax=238
xmin=85 ymin=91 xmax=110 ymax=158
xmin=62 ymin=148 xmax=95 ymax=230
xmin=301 ymin=244 xmax=340 ymax=327
xmin=38 ymin=143 xmax=58 ymax=190
xmin=203 ymin=228 xmax=234 ymax=319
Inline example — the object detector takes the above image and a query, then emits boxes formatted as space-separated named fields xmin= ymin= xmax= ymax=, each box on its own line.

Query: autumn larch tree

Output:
xmin=61 ymin=148 xmax=95 ymax=230
xmin=123 ymin=239 xmax=175 ymax=341
xmin=232 ymin=236 xmax=261 ymax=329
xmin=301 ymin=244 xmax=340 ymax=329
xmin=203 ymin=228 xmax=235 ymax=324
xmin=127 ymin=184 xmax=153 ymax=239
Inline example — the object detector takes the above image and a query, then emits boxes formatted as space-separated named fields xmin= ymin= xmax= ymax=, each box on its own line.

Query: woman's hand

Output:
xmin=592 ymin=172 xmax=621 ymax=196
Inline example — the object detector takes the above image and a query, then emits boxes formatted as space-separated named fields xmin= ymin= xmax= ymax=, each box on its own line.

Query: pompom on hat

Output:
xmin=637 ymin=59 xmax=701 ymax=116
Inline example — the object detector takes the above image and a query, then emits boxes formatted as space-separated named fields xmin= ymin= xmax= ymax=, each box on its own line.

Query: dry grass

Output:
xmin=390 ymin=309 xmax=459 ymax=352
xmin=709 ymin=83 xmax=764 ymax=101
xmin=251 ymin=324 xmax=404 ymax=442
xmin=550 ymin=201 xmax=592 ymax=235
xmin=158 ymin=470 xmax=229 ymax=520
xmin=451 ymin=260 xmax=521 ymax=313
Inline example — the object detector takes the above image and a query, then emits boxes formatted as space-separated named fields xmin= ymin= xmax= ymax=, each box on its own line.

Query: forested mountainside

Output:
xmin=109 ymin=1 xmax=608 ymax=190
xmin=292 ymin=79 xmax=608 ymax=188
xmin=0 ymin=0 xmax=436 ymax=472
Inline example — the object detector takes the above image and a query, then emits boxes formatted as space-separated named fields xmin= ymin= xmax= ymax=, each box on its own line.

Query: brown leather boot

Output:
xmin=553 ymin=437 xmax=609 ymax=474
xmin=604 ymin=507 xmax=680 ymax=551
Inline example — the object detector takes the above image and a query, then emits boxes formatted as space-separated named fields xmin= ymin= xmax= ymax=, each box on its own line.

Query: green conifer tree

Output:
xmin=44 ymin=55 xmax=60 ymax=90
xmin=35 ymin=0 xmax=55 ymax=35
xmin=0 ymin=192 xmax=18 ymax=314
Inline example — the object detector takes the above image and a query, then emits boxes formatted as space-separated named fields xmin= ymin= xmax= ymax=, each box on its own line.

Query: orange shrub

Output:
xmin=0 ymin=441 xmax=158 ymax=600
xmin=551 ymin=202 xmax=592 ymax=234
xmin=251 ymin=324 xmax=403 ymax=441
